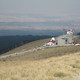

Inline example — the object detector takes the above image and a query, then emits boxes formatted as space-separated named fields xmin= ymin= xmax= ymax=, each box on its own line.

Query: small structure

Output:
xmin=45 ymin=37 xmax=56 ymax=46
xmin=56 ymin=34 xmax=76 ymax=46
xmin=45 ymin=29 xmax=79 ymax=46
xmin=67 ymin=29 xmax=73 ymax=35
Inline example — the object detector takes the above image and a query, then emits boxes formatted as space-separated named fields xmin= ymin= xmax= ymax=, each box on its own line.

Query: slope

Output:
xmin=0 ymin=38 xmax=80 ymax=80
xmin=0 ymin=38 xmax=50 ymax=56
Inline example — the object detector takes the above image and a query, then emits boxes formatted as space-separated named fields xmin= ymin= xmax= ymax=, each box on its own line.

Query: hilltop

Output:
xmin=0 ymin=38 xmax=80 ymax=80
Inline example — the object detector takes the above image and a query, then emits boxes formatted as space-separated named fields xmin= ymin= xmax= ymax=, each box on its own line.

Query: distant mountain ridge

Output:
xmin=0 ymin=30 xmax=63 ymax=36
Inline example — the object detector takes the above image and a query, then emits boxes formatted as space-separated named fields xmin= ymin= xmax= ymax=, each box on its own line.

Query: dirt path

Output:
xmin=0 ymin=46 xmax=46 ymax=59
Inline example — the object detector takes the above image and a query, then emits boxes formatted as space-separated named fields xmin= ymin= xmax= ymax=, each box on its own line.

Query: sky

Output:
xmin=0 ymin=0 xmax=80 ymax=34
xmin=0 ymin=0 xmax=80 ymax=15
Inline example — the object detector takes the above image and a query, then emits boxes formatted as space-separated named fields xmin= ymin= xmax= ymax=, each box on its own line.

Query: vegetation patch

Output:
xmin=71 ymin=63 xmax=80 ymax=69
xmin=11 ymin=77 xmax=19 ymax=80
xmin=32 ymin=46 xmax=80 ymax=60
xmin=46 ymin=78 xmax=55 ymax=80
xmin=53 ymin=72 xmax=69 ymax=77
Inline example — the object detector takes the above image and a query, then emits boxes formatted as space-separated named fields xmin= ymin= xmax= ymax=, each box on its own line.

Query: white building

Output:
xmin=45 ymin=37 xmax=57 ymax=46
xmin=45 ymin=29 xmax=78 ymax=46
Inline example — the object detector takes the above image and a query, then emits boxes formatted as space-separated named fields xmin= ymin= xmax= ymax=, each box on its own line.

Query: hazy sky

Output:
xmin=0 ymin=0 xmax=80 ymax=32
xmin=0 ymin=0 xmax=80 ymax=16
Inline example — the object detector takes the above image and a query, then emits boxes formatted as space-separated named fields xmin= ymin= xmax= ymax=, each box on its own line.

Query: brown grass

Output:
xmin=0 ymin=38 xmax=80 ymax=80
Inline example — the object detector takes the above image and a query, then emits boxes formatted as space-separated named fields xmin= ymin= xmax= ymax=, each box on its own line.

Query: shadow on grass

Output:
xmin=1 ymin=46 xmax=80 ymax=61
xmin=25 ymin=46 xmax=80 ymax=61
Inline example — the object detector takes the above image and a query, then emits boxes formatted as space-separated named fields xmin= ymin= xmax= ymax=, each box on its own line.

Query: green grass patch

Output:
xmin=54 ymin=72 xmax=68 ymax=77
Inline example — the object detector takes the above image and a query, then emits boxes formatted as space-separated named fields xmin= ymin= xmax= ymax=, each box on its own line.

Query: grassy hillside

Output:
xmin=0 ymin=38 xmax=80 ymax=80
xmin=1 ymin=38 xmax=50 ymax=56
xmin=0 ymin=35 xmax=50 ymax=54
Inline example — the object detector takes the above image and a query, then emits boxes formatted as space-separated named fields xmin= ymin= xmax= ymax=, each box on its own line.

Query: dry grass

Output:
xmin=0 ymin=38 xmax=80 ymax=80
xmin=0 ymin=51 xmax=80 ymax=80
xmin=3 ymin=46 xmax=80 ymax=61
